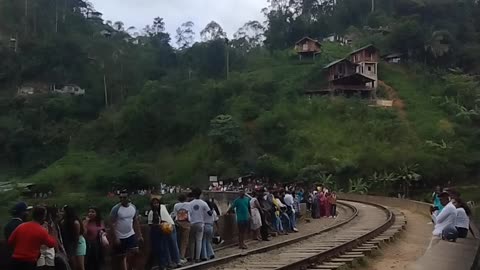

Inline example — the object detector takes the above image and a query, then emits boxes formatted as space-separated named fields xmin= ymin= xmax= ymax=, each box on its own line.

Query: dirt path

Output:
xmin=356 ymin=210 xmax=432 ymax=270
xmin=378 ymin=80 xmax=407 ymax=121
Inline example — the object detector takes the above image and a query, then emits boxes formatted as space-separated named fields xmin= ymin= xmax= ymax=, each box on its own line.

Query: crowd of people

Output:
xmin=3 ymin=181 xmax=339 ymax=270
xmin=107 ymin=184 xmax=186 ymax=198
xmin=226 ymin=184 xmax=338 ymax=250
xmin=430 ymin=186 xmax=472 ymax=245
xmin=4 ymin=188 xmax=225 ymax=270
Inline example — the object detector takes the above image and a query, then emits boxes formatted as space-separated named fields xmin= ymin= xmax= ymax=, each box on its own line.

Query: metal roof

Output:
xmin=295 ymin=36 xmax=321 ymax=46
xmin=348 ymin=44 xmax=377 ymax=56
xmin=324 ymin=58 xmax=356 ymax=69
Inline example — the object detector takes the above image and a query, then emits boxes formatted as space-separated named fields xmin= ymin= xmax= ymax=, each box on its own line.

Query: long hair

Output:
xmin=456 ymin=198 xmax=472 ymax=216
xmin=88 ymin=207 xmax=103 ymax=227
xmin=63 ymin=206 xmax=84 ymax=242
xmin=150 ymin=198 xmax=161 ymax=224
xmin=46 ymin=206 xmax=59 ymax=224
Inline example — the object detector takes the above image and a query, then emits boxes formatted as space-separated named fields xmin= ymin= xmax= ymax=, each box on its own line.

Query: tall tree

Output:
xmin=144 ymin=17 xmax=165 ymax=37
xmin=200 ymin=21 xmax=226 ymax=42
xmin=176 ymin=21 xmax=195 ymax=48
xmin=233 ymin=20 xmax=265 ymax=50
xmin=113 ymin=21 xmax=124 ymax=32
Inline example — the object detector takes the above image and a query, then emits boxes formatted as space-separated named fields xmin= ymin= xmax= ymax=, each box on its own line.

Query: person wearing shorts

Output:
xmin=229 ymin=189 xmax=251 ymax=249
xmin=110 ymin=190 xmax=143 ymax=270
xmin=113 ymin=234 xmax=139 ymax=255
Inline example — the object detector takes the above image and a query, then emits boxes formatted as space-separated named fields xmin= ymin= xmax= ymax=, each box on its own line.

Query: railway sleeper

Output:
xmin=305 ymin=207 xmax=407 ymax=270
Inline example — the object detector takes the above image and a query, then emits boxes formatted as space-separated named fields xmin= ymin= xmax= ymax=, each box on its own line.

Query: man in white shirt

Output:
xmin=431 ymin=192 xmax=457 ymax=236
xmin=283 ymin=191 xmax=299 ymax=232
xmin=188 ymin=188 xmax=212 ymax=262
xmin=110 ymin=190 xmax=143 ymax=270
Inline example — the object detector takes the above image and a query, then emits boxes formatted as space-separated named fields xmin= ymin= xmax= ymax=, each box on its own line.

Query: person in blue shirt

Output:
xmin=432 ymin=186 xmax=444 ymax=213
xmin=228 ymin=189 xmax=251 ymax=249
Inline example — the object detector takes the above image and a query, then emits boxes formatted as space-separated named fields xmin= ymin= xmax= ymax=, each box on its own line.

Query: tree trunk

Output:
xmin=24 ymin=0 xmax=28 ymax=35
xmin=55 ymin=0 xmax=59 ymax=33
xmin=104 ymin=74 xmax=108 ymax=107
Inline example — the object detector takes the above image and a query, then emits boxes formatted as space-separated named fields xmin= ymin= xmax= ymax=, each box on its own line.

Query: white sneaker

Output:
xmin=293 ymin=228 xmax=299 ymax=232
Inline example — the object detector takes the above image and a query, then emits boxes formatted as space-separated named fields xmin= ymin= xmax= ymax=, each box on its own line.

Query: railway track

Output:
xmin=179 ymin=200 xmax=406 ymax=270
xmin=213 ymin=202 xmax=355 ymax=255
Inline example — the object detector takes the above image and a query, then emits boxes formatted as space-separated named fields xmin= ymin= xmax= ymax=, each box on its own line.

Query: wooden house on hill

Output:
xmin=295 ymin=37 xmax=322 ymax=60
xmin=348 ymin=44 xmax=379 ymax=87
xmin=306 ymin=58 xmax=375 ymax=98
xmin=325 ymin=58 xmax=357 ymax=81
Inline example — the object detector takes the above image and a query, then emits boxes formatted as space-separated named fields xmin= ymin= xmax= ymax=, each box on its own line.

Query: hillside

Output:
xmin=26 ymin=49 xmax=479 ymax=195
xmin=0 ymin=0 xmax=480 ymax=206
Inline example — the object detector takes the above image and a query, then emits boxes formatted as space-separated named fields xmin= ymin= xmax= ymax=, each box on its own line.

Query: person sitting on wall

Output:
xmin=452 ymin=197 xmax=471 ymax=238
xmin=431 ymin=192 xmax=457 ymax=235
xmin=428 ymin=191 xmax=457 ymax=248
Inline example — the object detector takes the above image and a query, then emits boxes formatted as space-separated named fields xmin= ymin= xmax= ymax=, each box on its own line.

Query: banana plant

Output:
xmin=369 ymin=171 xmax=398 ymax=194
xmin=397 ymin=164 xmax=421 ymax=198
xmin=348 ymin=178 xmax=370 ymax=194
xmin=319 ymin=173 xmax=335 ymax=188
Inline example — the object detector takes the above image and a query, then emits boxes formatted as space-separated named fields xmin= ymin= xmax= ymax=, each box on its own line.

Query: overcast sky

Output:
xmin=89 ymin=0 xmax=269 ymax=40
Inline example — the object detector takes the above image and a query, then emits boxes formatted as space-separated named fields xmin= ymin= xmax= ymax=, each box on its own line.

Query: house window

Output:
xmin=368 ymin=66 xmax=372 ymax=72
xmin=303 ymin=43 xmax=308 ymax=51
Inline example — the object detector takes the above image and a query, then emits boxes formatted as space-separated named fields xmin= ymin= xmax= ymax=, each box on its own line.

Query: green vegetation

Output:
xmin=0 ymin=0 xmax=480 ymax=208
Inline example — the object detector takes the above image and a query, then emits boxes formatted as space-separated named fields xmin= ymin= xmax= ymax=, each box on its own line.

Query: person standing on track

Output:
xmin=109 ymin=190 xmax=144 ymax=270
xmin=84 ymin=207 xmax=107 ymax=270
xmin=201 ymin=200 xmax=216 ymax=261
xmin=249 ymin=191 xmax=263 ymax=240
xmin=329 ymin=192 xmax=338 ymax=218
xmin=60 ymin=206 xmax=86 ymax=270
xmin=319 ymin=191 xmax=326 ymax=217
xmin=229 ymin=189 xmax=251 ymax=249
xmin=324 ymin=191 xmax=331 ymax=218
xmin=8 ymin=206 xmax=57 ymax=270
xmin=188 ymin=188 xmax=212 ymax=262
xmin=4 ymin=202 xmax=32 ymax=269
xmin=171 ymin=194 xmax=191 ymax=262
xmin=283 ymin=191 xmax=298 ymax=232
xmin=257 ymin=191 xmax=271 ymax=241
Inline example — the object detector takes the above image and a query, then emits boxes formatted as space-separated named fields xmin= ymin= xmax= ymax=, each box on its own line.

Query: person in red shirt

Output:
xmin=8 ymin=206 xmax=57 ymax=270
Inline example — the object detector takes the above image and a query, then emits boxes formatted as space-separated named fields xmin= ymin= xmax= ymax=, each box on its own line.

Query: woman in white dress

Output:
xmin=250 ymin=191 xmax=263 ymax=241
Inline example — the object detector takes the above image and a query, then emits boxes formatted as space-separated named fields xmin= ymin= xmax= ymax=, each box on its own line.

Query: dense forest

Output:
xmin=1 ymin=0 xmax=480 ymax=201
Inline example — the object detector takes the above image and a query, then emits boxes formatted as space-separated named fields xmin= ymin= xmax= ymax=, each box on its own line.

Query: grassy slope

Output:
xmin=19 ymin=45 xmax=459 ymax=201
xmin=380 ymin=64 xmax=451 ymax=140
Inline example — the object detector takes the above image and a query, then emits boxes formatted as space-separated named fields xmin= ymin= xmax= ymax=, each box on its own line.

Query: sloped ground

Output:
xmin=378 ymin=80 xmax=407 ymax=121
xmin=357 ymin=210 xmax=431 ymax=270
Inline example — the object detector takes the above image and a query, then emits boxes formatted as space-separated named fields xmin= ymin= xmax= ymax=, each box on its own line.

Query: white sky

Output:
xmin=89 ymin=0 xmax=269 ymax=40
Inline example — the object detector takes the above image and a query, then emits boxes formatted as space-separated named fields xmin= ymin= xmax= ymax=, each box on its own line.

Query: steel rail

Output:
xmin=274 ymin=199 xmax=395 ymax=270
xmin=178 ymin=201 xmax=359 ymax=270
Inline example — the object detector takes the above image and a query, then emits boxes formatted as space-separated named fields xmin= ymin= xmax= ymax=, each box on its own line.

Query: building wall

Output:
xmin=350 ymin=49 xmax=379 ymax=88
xmin=295 ymin=40 xmax=321 ymax=53
xmin=351 ymin=49 xmax=379 ymax=63
xmin=327 ymin=62 xmax=356 ymax=81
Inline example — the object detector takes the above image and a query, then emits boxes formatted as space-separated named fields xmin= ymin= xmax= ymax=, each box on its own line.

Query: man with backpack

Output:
xmin=172 ymin=193 xmax=191 ymax=262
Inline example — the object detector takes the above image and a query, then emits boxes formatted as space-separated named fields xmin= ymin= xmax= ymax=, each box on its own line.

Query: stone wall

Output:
xmin=337 ymin=193 xmax=480 ymax=270
xmin=337 ymin=193 xmax=432 ymax=217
